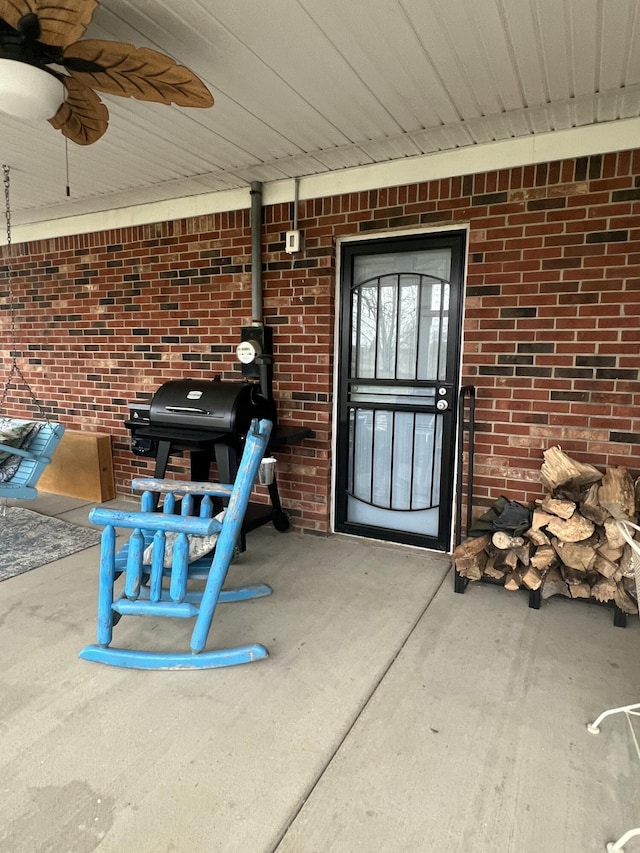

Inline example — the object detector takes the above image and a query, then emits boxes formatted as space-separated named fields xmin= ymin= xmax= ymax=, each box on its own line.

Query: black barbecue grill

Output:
xmin=127 ymin=379 xmax=276 ymax=481
xmin=125 ymin=378 xmax=314 ymax=540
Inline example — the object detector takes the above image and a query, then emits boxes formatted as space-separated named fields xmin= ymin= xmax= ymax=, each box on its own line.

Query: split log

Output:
xmin=452 ymin=534 xmax=490 ymax=561
xmin=494 ymin=548 xmax=519 ymax=572
xmin=514 ymin=542 xmax=531 ymax=567
xmin=504 ymin=571 xmax=522 ymax=591
xmin=491 ymin=531 xmax=525 ymax=550
xmin=540 ymin=496 xmax=576 ymax=519
xmin=530 ymin=509 xmax=555 ymax=532
xmin=604 ymin=518 xmax=626 ymax=550
xmin=545 ymin=513 xmax=594 ymax=543
xmin=591 ymin=577 xmax=617 ymax=603
xmin=614 ymin=585 xmax=639 ymax=615
xmin=525 ymin=526 xmax=551 ymax=547
xmin=560 ymin=564 xmax=589 ymax=586
xmin=530 ymin=545 xmax=559 ymax=572
xmin=580 ymin=482 xmax=610 ymax=527
xmin=455 ymin=551 xmax=487 ymax=581
xmin=599 ymin=467 xmax=636 ymax=520
xmin=593 ymin=552 xmax=619 ymax=579
xmin=597 ymin=541 xmax=624 ymax=564
xmin=552 ymin=538 xmax=596 ymax=572
xmin=483 ymin=553 xmax=506 ymax=580
xmin=452 ymin=534 xmax=490 ymax=581
xmin=541 ymin=566 xmax=570 ymax=599
xmin=540 ymin=446 xmax=603 ymax=492
xmin=568 ymin=581 xmax=592 ymax=599
xmin=521 ymin=566 xmax=543 ymax=590
xmin=484 ymin=566 xmax=507 ymax=581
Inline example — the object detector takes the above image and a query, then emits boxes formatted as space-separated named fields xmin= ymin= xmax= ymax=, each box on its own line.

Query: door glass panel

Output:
xmin=352 ymin=249 xmax=451 ymax=383
xmin=347 ymin=407 xmax=443 ymax=536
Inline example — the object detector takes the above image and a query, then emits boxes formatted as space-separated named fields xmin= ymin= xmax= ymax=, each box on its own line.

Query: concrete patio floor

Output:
xmin=1 ymin=492 xmax=639 ymax=853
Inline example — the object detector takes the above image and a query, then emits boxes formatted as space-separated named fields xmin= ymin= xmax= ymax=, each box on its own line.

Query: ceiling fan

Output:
xmin=0 ymin=0 xmax=213 ymax=145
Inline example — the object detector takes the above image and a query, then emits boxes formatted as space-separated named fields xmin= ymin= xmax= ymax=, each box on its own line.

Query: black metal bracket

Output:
xmin=240 ymin=324 xmax=273 ymax=402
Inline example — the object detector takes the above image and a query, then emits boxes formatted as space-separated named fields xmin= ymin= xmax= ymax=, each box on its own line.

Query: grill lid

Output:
xmin=150 ymin=380 xmax=274 ymax=434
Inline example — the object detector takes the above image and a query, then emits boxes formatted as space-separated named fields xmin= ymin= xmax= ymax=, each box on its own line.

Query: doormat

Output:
xmin=0 ymin=507 xmax=101 ymax=581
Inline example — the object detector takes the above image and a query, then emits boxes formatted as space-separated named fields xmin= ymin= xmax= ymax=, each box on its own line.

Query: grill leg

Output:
xmin=149 ymin=441 xmax=173 ymax=510
xmin=214 ymin=443 xmax=237 ymax=484
xmin=190 ymin=450 xmax=211 ymax=482
xmin=189 ymin=451 xmax=220 ymax=515
xmin=153 ymin=440 xmax=171 ymax=479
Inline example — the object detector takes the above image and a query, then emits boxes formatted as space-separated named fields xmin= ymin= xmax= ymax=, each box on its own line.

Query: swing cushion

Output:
xmin=0 ymin=420 xmax=42 ymax=481
xmin=0 ymin=419 xmax=38 ymax=462
xmin=142 ymin=511 xmax=225 ymax=568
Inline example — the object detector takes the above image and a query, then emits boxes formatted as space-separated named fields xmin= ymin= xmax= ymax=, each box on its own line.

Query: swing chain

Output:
xmin=1 ymin=165 xmax=50 ymax=420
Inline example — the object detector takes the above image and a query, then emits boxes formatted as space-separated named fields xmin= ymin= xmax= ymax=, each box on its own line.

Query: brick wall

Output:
xmin=1 ymin=149 xmax=639 ymax=529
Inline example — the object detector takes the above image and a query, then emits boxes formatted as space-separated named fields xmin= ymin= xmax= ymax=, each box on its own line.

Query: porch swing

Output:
xmin=0 ymin=164 xmax=64 ymax=506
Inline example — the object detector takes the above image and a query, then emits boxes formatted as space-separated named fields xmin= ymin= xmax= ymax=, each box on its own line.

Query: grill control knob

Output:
xmin=436 ymin=399 xmax=449 ymax=411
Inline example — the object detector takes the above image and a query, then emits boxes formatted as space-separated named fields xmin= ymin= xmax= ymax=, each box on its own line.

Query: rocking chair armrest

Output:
xmin=89 ymin=507 xmax=222 ymax=537
xmin=0 ymin=442 xmax=49 ymax=463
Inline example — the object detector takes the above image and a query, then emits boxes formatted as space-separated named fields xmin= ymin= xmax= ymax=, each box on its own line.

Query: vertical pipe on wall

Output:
xmin=250 ymin=181 xmax=263 ymax=324
xmin=293 ymin=177 xmax=299 ymax=230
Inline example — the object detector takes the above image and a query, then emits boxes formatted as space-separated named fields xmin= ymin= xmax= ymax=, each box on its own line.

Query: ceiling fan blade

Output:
xmin=63 ymin=39 xmax=214 ymax=108
xmin=0 ymin=0 xmax=97 ymax=47
xmin=48 ymin=75 xmax=108 ymax=144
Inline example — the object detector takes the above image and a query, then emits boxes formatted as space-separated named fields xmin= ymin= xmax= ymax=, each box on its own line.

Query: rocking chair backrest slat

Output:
xmin=169 ymin=534 xmax=190 ymax=602
xmin=124 ymin=529 xmax=145 ymax=599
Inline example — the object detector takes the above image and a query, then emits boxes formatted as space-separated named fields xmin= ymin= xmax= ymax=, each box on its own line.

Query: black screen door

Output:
xmin=335 ymin=231 xmax=465 ymax=551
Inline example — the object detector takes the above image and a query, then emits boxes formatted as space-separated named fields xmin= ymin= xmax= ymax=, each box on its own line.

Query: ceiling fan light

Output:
xmin=0 ymin=59 xmax=65 ymax=121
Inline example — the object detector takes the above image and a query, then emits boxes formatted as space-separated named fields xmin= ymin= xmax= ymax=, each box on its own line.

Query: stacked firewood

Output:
xmin=453 ymin=447 xmax=640 ymax=614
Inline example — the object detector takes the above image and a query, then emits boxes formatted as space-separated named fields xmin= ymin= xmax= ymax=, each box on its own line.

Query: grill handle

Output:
xmin=163 ymin=405 xmax=211 ymax=415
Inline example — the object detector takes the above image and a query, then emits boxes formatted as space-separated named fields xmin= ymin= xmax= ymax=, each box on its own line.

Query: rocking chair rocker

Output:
xmin=79 ymin=417 xmax=274 ymax=670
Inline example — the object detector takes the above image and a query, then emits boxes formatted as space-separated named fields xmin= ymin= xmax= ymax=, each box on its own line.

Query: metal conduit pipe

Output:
xmin=250 ymin=181 xmax=263 ymax=324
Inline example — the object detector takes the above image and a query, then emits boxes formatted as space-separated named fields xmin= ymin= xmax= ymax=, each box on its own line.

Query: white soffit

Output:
xmin=9 ymin=116 xmax=640 ymax=246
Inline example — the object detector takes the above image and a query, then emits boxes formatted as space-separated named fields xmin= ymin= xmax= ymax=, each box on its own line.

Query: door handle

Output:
xmin=164 ymin=406 xmax=210 ymax=414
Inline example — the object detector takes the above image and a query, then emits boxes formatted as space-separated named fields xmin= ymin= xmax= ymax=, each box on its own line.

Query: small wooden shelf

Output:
xmin=39 ymin=429 xmax=115 ymax=503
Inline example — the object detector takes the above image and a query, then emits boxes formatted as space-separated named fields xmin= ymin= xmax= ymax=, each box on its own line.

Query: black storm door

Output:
xmin=335 ymin=231 xmax=465 ymax=551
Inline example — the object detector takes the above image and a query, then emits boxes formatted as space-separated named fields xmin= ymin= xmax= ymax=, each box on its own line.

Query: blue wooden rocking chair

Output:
xmin=0 ymin=420 xmax=65 ymax=501
xmin=79 ymin=418 xmax=273 ymax=670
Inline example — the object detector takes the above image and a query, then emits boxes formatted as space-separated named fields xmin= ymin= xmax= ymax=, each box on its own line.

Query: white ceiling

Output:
xmin=1 ymin=0 xmax=640 ymax=230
